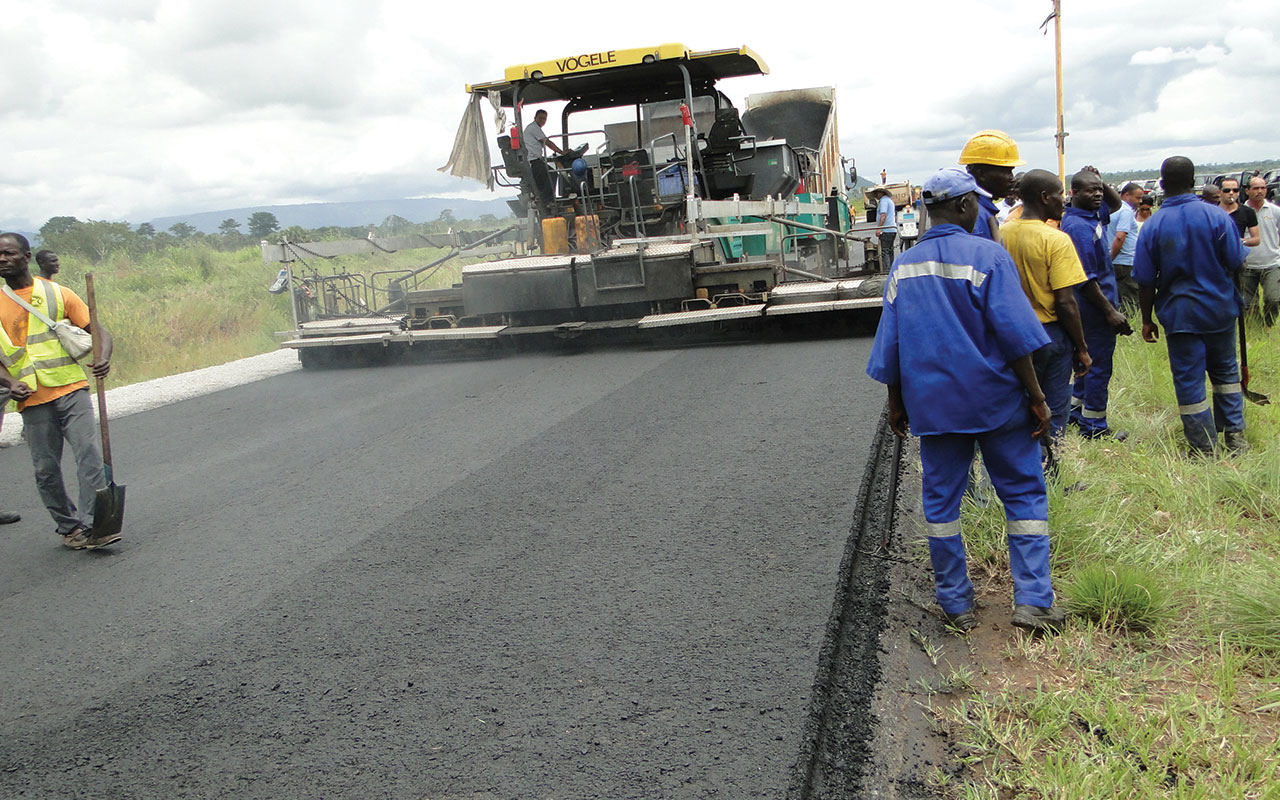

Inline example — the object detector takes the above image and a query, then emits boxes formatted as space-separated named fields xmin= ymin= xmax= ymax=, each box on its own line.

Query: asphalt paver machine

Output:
xmin=272 ymin=43 xmax=885 ymax=366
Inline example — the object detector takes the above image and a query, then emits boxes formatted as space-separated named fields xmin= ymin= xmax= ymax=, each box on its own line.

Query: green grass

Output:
xmin=1063 ymin=562 xmax=1172 ymax=632
xmin=937 ymin=317 xmax=1280 ymax=798
xmin=50 ymin=242 xmax=467 ymax=387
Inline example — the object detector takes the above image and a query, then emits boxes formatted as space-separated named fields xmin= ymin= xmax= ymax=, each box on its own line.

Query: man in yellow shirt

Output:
xmin=999 ymin=170 xmax=1091 ymax=475
xmin=0 ymin=233 xmax=118 ymax=550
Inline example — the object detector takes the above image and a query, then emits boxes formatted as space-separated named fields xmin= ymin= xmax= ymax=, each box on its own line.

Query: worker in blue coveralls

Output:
xmin=955 ymin=130 xmax=1024 ymax=501
xmin=957 ymin=129 xmax=1024 ymax=243
xmin=1134 ymin=156 xmax=1249 ymax=456
xmin=867 ymin=167 xmax=1066 ymax=634
xmin=1060 ymin=167 xmax=1134 ymax=440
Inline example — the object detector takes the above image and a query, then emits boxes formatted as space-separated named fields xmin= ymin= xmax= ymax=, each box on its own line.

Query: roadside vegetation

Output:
xmin=933 ymin=316 xmax=1280 ymax=798
xmin=30 ymin=212 xmax=512 ymax=386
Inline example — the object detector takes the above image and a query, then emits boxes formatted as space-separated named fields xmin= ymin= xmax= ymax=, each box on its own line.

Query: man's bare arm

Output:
xmin=1139 ymin=285 xmax=1159 ymax=342
xmin=1078 ymin=279 xmax=1132 ymax=334
xmin=1010 ymin=354 xmax=1050 ymax=438
xmin=1053 ymin=286 xmax=1091 ymax=376
xmin=1244 ymin=224 xmax=1260 ymax=248
xmin=1110 ymin=230 xmax=1127 ymax=260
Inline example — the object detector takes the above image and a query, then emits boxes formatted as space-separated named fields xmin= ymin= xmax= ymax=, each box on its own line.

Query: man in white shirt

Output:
xmin=523 ymin=109 xmax=564 ymax=208
xmin=1242 ymin=175 xmax=1280 ymax=326
xmin=1108 ymin=182 xmax=1144 ymax=308
xmin=873 ymin=186 xmax=897 ymax=270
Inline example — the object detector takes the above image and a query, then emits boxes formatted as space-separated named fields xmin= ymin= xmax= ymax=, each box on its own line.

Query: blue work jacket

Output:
xmin=1132 ymin=194 xmax=1247 ymax=334
xmin=866 ymin=224 xmax=1049 ymax=435
xmin=970 ymin=193 xmax=1001 ymax=242
xmin=1061 ymin=205 xmax=1119 ymax=327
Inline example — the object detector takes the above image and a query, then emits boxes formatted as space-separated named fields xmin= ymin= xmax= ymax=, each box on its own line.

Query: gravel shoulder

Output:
xmin=0 ymin=349 xmax=301 ymax=447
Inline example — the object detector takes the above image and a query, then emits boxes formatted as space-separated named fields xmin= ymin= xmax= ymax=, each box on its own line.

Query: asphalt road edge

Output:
xmin=787 ymin=404 xmax=900 ymax=798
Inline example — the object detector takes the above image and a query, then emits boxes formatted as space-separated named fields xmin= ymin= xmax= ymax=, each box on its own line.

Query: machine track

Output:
xmin=789 ymin=407 xmax=905 ymax=799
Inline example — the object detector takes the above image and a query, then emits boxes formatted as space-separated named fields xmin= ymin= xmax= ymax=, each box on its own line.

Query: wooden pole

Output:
xmin=1054 ymin=0 xmax=1067 ymax=186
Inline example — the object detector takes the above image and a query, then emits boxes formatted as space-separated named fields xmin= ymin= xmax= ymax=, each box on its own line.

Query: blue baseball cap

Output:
xmin=922 ymin=167 xmax=978 ymax=205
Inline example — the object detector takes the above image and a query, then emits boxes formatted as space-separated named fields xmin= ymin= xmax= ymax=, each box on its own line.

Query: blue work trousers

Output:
xmin=20 ymin=388 xmax=107 ymax=535
xmin=1071 ymin=322 xmax=1116 ymax=436
xmin=918 ymin=410 xmax=1054 ymax=614
xmin=1031 ymin=322 xmax=1073 ymax=440
xmin=1165 ymin=329 xmax=1244 ymax=452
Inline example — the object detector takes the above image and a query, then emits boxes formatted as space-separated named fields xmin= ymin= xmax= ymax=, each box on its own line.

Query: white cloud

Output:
xmin=1130 ymin=44 xmax=1226 ymax=65
xmin=2 ymin=0 xmax=1278 ymax=231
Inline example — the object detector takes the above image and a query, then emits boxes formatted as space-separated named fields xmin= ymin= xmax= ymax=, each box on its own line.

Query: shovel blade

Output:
xmin=91 ymin=482 xmax=126 ymax=537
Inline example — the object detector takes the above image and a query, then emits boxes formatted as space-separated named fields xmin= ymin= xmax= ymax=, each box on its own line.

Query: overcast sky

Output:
xmin=3 ymin=0 xmax=1277 ymax=231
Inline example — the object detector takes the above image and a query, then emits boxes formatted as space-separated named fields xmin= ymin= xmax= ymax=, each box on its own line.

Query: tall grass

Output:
xmin=50 ymin=242 xmax=465 ymax=387
xmin=941 ymin=315 xmax=1280 ymax=797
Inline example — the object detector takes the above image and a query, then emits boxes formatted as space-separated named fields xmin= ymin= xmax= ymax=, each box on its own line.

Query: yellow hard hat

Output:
xmin=958 ymin=129 xmax=1026 ymax=168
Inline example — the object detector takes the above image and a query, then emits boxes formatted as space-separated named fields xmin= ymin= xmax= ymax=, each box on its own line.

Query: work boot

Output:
xmin=1011 ymin=604 xmax=1066 ymax=633
xmin=1185 ymin=447 xmax=1214 ymax=460
xmin=0 ymin=510 xmax=20 ymax=525
xmin=1225 ymin=431 xmax=1250 ymax=456
xmin=942 ymin=607 xmax=978 ymax=633
xmin=1080 ymin=427 xmax=1128 ymax=442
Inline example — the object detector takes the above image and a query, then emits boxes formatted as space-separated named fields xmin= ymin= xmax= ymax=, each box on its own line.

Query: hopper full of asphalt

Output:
xmin=0 ymin=338 xmax=889 ymax=798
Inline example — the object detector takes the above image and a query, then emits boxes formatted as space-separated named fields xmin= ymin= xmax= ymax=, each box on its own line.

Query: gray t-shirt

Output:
xmin=523 ymin=121 xmax=550 ymax=161
xmin=1245 ymin=200 xmax=1280 ymax=270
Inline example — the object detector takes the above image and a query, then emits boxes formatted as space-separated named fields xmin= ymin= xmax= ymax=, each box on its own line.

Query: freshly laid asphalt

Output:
xmin=0 ymin=337 xmax=882 ymax=799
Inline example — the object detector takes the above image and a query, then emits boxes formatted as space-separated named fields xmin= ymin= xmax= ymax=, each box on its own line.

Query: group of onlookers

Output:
xmin=864 ymin=129 xmax=1272 ymax=635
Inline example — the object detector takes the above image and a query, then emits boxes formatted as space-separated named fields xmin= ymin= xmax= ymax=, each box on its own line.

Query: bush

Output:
xmin=1063 ymin=562 xmax=1171 ymax=632
xmin=1214 ymin=561 xmax=1280 ymax=654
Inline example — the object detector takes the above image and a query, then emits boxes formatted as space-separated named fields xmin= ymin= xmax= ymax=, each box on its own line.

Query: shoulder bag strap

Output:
xmin=2 ymin=284 xmax=58 ymax=329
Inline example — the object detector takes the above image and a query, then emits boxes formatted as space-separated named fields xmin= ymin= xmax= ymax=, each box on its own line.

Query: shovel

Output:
xmin=1238 ymin=313 xmax=1270 ymax=405
xmin=85 ymin=273 xmax=126 ymax=537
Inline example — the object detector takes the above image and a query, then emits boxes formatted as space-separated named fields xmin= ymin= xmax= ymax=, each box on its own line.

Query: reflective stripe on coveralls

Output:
xmin=1166 ymin=329 xmax=1244 ymax=452
xmin=885 ymin=260 xmax=988 ymax=302
xmin=1062 ymin=206 xmax=1118 ymax=437
xmin=919 ymin=411 xmax=1053 ymax=614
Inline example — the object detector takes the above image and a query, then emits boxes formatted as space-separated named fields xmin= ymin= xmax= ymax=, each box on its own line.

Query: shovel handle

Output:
xmin=85 ymin=274 xmax=112 ymax=470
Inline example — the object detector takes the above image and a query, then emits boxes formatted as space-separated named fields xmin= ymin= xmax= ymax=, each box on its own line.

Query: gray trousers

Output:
xmin=20 ymin=388 xmax=106 ymax=535
xmin=1240 ymin=267 xmax=1280 ymax=325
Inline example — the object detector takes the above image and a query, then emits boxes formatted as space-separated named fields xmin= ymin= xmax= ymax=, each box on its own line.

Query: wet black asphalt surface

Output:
xmin=0 ymin=337 xmax=883 ymax=798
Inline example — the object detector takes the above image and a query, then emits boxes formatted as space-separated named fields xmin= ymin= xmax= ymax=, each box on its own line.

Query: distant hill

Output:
xmin=150 ymin=196 xmax=518 ymax=235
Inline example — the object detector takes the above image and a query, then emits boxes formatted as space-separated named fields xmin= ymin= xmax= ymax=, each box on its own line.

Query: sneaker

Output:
xmin=0 ymin=510 xmax=20 ymax=525
xmin=61 ymin=527 xmax=91 ymax=550
xmin=1225 ymin=431 xmax=1249 ymax=455
xmin=1011 ymin=604 xmax=1066 ymax=633
xmin=84 ymin=530 xmax=123 ymax=550
xmin=942 ymin=607 xmax=978 ymax=633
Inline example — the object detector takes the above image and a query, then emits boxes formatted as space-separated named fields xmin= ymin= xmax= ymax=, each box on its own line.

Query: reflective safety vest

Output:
xmin=0 ymin=278 xmax=87 ymax=394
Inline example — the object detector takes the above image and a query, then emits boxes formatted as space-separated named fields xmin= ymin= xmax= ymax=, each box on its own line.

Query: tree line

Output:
xmin=33 ymin=209 xmax=514 ymax=264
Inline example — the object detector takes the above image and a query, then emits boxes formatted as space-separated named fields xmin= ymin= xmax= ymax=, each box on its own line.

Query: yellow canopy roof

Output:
xmin=466 ymin=44 xmax=769 ymax=108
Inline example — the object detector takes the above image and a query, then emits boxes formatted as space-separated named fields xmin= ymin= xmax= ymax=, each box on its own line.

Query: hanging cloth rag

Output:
xmin=438 ymin=92 xmax=505 ymax=190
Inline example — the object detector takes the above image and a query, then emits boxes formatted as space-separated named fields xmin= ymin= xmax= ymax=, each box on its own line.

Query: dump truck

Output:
xmin=270 ymin=43 xmax=886 ymax=367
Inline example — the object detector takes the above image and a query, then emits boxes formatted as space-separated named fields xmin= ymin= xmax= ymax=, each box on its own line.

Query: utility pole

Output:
xmin=1053 ymin=0 xmax=1067 ymax=186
